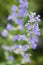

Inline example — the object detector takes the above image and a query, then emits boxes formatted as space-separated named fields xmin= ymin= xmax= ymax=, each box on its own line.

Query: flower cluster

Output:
xmin=2 ymin=44 xmax=31 ymax=64
xmin=7 ymin=0 xmax=28 ymax=25
xmin=1 ymin=0 xmax=41 ymax=65
xmin=11 ymin=34 xmax=27 ymax=41
xmin=25 ymin=12 xmax=40 ymax=49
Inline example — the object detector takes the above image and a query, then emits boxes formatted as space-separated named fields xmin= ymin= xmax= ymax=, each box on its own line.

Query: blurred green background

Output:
xmin=0 ymin=0 xmax=43 ymax=65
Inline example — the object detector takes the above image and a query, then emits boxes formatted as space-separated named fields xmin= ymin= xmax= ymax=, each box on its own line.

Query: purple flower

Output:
xmin=12 ymin=35 xmax=26 ymax=41
xmin=14 ymin=44 xmax=22 ymax=49
xmin=12 ymin=35 xmax=19 ymax=41
xmin=36 ymin=15 xmax=41 ymax=22
xmin=14 ymin=44 xmax=20 ymax=49
xmin=11 ymin=5 xmax=18 ymax=12
xmin=30 ymin=36 xmax=34 ymax=44
xmin=7 ymin=14 xmax=15 ymax=21
xmin=19 ymin=4 xmax=25 ymax=9
xmin=24 ymin=2 xmax=28 ymax=8
xmin=33 ymin=23 xmax=40 ymax=35
xmin=19 ymin=0 xmax=28 ymax=4
xmin=26 ymin=23 xmax=31 ymax=30
xmin=18 ymin=9 xmax=28 ymax=17
xmin=13 ymin=44 xmax=22 ymax=54
xmin=12 ymin=35 xmax=22 ymax=41
xmin=8 ymin=55 xmax=14 ymax=61
xmin=18 ymin=3 xmax=28 ymax=17
xmin=21 ymin=35 xmax=27 ymax=40
xmin=20 ymin=2 xmax=28 ymax=9
xmin=15 ymin=18 xmax=24 ymax=25
xmin=30 ymin=36 xmax=37 ymax=49
xmin=31 ymin=43 xmax=37 ymax=49
xmin=23 ymin=53 xmax=28 ymax=58
xmin=2 ymin=45 xmax=13 ymax=51
xmin=8 ymin=46 xmax=13 ymax=51
xmin=29 ymin=15 xmax=35 ymax=22
xmin=30 ymin=36 xmax=38 ymax=43
xmin=7 ymin=5 xmax=18 ymax=21
xmin=33 ymin=36 xmax=38 ymax=42
xmin=22 ymin=53 xmax=31 ymax=63
xmin=19 ymin=3 xmax=28 ymax=9
xmin=6 ymin=24 xmax=14 ymax=31
xmin=1 ymin=29 xmax=8 ymax=37
xmin=18 ymin=0 xmax=28 ymax=17
xmin=22 ymin=45 xmax=29 ymax=51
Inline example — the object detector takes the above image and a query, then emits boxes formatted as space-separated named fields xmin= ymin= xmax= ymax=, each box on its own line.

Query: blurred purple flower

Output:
xmin=8 ymin=55 xmax=14 ymax=61
xmin=14 ymin=44 xmax=22 ymax=49
xmin=36 ymin=15 xmax=41 ymax=22
xmin=21 ymin=35 xmax=27 ymax=40
xmin=30 ymin=36 xmax=34 ymax=44
xmin=31 ymin=43 xmax=37 ymax=49
xmin=23 ymin=53 xmax=28 ymax=58
xmin=19 ymin=0 xmax=28 ymax=4
xmin=18 ymin=0 xmax=28 ymax=17
xmin=8 ymin=46 xmax=13 ymax=51
xmin=26 ymin=23 xmax=31 ymax=30
xmin=18 ymin=2 xmax=28 ymax=17
xmin=30 ymin=35 xmax=38 ymax=43
xmin=1 ymin=29 xmax=8 ymax=37
xmin=33 ymin=23 xmax=40 ymax=35
xmin=11 ymin=5 xmax=18 ymax=12
xmin=19 ymin=3 xmax=28 ymax=9
xmin=7 ymin=0 xmax=28 ymax=26
xmin=6 ymin=24 xmax=14 ymax=31
xmin=19 ymin=4 xmax=25 ymax=9
xmin=33 ymin=36 xmax=38 ymax=42
xmin=15 ymin=18 xmax=24 ymax=25
xmin=22 ymin=45 xmax=29 ymax=51
xmin=12 ymin=35 xmax=19 ymax=41
xmin=30 ymin=36 xmax=37 ymax=49
xmin=13 ymin=44 xmax=22 ymax=54
xmin=18 ymin=9 xmax=28 ymax=17
xmin=29 ymin=15 xmax=35 ymax=22
xmin=7 ymin=14 xmax=15 ymax=21
xmin=22 ymin=53 xmax=31 ymax=63
xmin=24 ymin=2 xmax=28 ymax=8
xmin=12 ymin=34 xmax=26 ymax=41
